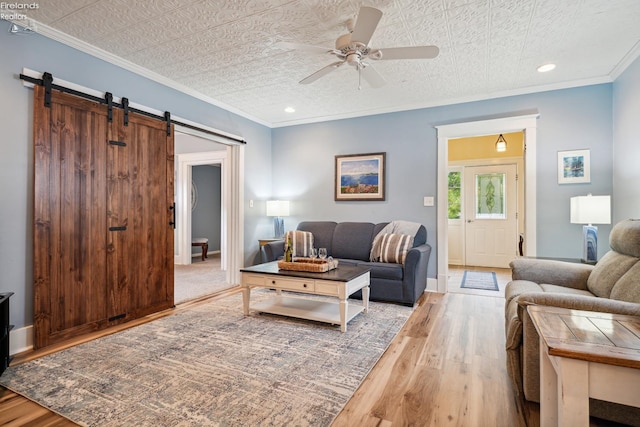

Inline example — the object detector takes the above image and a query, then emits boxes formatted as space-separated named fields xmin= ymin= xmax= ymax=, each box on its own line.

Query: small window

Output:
xmin=475 ymin=173 xmax=506 ymax=219
xmin=448 ymin=171 xmax=461 ymax=219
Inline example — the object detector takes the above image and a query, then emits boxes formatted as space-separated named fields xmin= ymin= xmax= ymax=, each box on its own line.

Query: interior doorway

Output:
xmin=173 ymin=131 xmax=241 ymax=303
xmin=436 ymin=114 xmax=539 ymax=293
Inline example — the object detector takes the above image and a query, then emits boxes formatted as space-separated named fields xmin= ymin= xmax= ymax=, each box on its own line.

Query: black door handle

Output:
xmin=169 ymin=203 xmax=176 ymax=228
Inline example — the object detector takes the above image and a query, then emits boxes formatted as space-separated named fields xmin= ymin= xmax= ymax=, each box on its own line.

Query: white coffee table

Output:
xmin=240 ymin=261 xmax=370 ymax=332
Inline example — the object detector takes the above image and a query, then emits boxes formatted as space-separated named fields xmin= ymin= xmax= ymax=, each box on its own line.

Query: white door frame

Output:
xmin=435 ymin=114 xmax=539 ymax=293
xmin=176 ymin=150 xmax=227 ymax=266
xmin=174 ymin=128 xmax=245 ymax=287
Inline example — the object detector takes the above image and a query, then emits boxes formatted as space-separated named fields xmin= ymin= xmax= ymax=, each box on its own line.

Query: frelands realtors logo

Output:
xmin=1 ymin=2 xmax=39 ymax=20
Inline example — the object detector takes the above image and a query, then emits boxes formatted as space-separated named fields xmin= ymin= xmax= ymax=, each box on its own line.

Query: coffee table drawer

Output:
xmin=267 ymin=277 xmax=315 ymax=292
xmin=315 ymin=282 xmax=339 ymax=296
xmin=243 ymin=273 xmax=266 ymax=287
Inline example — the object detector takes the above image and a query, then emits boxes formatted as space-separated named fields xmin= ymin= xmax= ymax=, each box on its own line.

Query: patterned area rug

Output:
xmin=460 ymin=270 xmax=499 ymax=291
xmin=1 ymin=290 xmax=411 ymax=426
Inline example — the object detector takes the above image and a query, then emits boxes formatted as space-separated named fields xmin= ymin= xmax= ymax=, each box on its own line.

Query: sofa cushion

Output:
xmin=377 ymin=233 xmax=414 ymax=264
xmin=297 ymin=222 xmax=337 ymax=254
xmin=609 ymin=261 xmax=640 ymax=303
xmin=609 ymin=218 xmax=640 ymax=258
xmin=284 ymin=230 xmax=313 ymax=257
xmin=539 ymin=284 xmax=595 ymax=297
xmin=356 ymin=261 xmax=404 ymax=281
xmin=587 ymin=251 xmax=639 ymax=298
xmin=413 ymin=225 xmax=427 ymax=246
xmin=331 ymin=222 xmax=375 ymax=260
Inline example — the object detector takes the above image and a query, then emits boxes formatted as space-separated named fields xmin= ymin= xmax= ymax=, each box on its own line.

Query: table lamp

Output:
xmin=570 ymin=194 xmax=611 ymax=262
xmin=266 ymin=200 xmax=289 ymax=238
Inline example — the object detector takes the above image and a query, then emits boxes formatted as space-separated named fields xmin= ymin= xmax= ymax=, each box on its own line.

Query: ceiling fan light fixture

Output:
xmin=495 ymin=134 xmax=507 ymax=152
xmin=537 ymin=63 xmax=556 ymax=73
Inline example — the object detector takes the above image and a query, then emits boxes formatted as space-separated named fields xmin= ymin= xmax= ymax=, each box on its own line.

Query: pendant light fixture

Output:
xmin=495 ymin=134 xmax=507 ymax=152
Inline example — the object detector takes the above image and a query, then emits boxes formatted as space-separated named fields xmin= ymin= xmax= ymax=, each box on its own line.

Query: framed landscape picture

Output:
xmin=558 ymin=149 xmax=590 ymax=184
xmin=335 ymin=152 xmax=386 ymax=201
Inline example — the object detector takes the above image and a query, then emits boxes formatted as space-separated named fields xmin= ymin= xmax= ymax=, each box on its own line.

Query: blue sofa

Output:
xmin=262 ymin=221 xmax=432 ymax=306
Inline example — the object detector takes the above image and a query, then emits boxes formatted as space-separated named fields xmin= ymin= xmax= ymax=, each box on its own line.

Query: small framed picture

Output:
xmin=335 ymin=152 xmax=386 ymax=201
xmin=558 ymin=149 xmax=590 ymax=184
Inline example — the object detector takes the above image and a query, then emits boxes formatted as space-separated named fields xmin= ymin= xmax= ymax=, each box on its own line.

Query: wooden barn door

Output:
xmin=33 ymin=85 xmax=174 ymax=349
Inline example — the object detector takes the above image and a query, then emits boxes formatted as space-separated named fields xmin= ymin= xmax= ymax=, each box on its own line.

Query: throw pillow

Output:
xmin=284 ymin=230 xmax=314 ymax=258
xmin=378 ymin=233 xmax=414 ymax=264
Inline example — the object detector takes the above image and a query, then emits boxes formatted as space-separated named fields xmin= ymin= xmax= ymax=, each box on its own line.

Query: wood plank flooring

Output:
xmin=0 ymin=289 xmax=627 ymax=426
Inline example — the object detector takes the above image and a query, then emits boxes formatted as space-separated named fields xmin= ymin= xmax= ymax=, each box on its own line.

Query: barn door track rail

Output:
xmin=20 ymin=71 xmax=247 ymax=144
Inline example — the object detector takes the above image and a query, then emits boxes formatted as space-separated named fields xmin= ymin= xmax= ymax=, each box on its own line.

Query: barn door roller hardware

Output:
xmin=20 ymin=71 xmax=247 ymax=144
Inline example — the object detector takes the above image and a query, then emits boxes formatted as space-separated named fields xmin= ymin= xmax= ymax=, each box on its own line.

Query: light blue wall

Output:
xmin=0 ymin=20 xmax=271 ymax=329
xmin=613 ymin=55 xmax=640 ymax=222
xmin=272 ymin=84 xmax=615 ymax=277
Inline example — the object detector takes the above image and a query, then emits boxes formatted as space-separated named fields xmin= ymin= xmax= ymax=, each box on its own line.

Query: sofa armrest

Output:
xmin=262 ymin=240 xmax=284 ymax=262
xmin=403 ymin=244 xmax=432 ymax=304
xmin=509 ymin=258 xmax=593 ymax=290
xmin=516 ymin=292 xmax=640 ymax=316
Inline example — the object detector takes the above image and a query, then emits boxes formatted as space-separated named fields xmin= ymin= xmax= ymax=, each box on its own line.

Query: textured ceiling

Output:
xmin=8 ymin=0 xmax=640 ymax=127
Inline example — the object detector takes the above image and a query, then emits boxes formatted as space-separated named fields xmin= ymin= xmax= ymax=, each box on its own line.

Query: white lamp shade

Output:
xmin=570 ymin=195 xmax=611 ymax=224
xmin=266 ymin=200 xmax=290 ymax=217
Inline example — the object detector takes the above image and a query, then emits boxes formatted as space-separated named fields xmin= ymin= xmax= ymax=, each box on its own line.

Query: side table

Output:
xmin=528 ymin=305 xmax=640 ymax=426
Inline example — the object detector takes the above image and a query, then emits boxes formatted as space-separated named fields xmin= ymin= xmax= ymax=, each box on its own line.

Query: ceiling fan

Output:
xmin=277 ymin=6 xmax=439 ymax=89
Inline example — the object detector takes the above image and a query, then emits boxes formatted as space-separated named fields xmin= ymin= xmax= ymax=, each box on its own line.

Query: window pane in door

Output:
xmin=475 ymin=173 xmax=506 ymax=219
xmin=448 ymin=171 xmax=461 ymax=219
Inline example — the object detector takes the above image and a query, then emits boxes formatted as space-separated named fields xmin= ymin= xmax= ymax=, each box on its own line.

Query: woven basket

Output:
xmin=277 ymin=258 xmax=339 ymax=272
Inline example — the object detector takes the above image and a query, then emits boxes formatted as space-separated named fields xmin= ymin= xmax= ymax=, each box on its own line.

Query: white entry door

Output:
xmin=464 ymin=164 xmax=517 ymax=268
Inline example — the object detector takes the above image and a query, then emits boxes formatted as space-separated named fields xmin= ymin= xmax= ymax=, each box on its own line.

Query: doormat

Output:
xmin=461 ymin=270 xmax=499 ymax=291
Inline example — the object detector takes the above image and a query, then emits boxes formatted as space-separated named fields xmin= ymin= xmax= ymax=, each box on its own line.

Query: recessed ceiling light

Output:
xmin=284 ymin=106 xmax=296 ymax=113
xmin=537 ymin=63 xmax=556 ymax=73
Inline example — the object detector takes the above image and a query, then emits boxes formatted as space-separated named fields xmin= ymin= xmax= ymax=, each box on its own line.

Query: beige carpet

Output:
xmin=1 ymin=290 xmax=412 ymax=426
xmin=174 ymin=255 xmax=233 ymax=304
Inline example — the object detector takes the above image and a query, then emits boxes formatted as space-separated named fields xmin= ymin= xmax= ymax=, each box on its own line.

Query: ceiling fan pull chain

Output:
xmin=358 ymin=67 xmax=362 ymax=90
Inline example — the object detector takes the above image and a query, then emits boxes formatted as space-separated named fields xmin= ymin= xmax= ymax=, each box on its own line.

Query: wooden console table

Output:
xmin=528 ymin=305 xmax=640 ymax=426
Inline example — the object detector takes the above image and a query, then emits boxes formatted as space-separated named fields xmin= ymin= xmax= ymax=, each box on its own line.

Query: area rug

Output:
xmin=460 ymin=270 xmax=499 ymax=291
xmin=0 ymin=290 xmax=411 ymax=426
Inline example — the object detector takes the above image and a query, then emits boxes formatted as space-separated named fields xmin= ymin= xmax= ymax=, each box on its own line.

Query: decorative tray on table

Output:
xmin=277 ymin=257 xmax=339 ymax=272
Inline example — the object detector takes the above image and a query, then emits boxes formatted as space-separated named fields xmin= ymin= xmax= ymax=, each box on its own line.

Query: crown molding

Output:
xmin=270 ymin=76 xmax=612 ymax=128
xmin=610 ymin=40 xmax=640 ymax=80
xmin=30 ymin=20 xmax=271 ymax=128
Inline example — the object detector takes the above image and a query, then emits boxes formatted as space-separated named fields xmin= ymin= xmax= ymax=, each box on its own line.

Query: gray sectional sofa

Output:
xmin=262 ymin=221 xmax=432 ymax=306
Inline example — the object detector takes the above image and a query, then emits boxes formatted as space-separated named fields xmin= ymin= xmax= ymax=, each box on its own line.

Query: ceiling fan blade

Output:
xmin=373 ymin=46 xmax=440 ymax=60
xmin=361 ymin=65 xmax=386 ymax=88
xmin=350 ymin=6 xmax=383 ymax=46
xmin=299 ymin=61 xmax=344 ymax=84
xmin=275 ymin=41 xmax=336 ymax=55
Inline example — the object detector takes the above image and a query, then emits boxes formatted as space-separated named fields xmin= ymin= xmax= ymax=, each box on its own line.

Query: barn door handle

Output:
xmin=169 ymin=203 xmax=176 ymax=228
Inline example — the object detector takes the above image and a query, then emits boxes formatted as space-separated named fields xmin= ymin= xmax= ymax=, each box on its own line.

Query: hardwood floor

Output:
xmin=0 ymin=288 xmax=626 ymax=426
xmin=333 ymin=292 xmax=525 ymax=426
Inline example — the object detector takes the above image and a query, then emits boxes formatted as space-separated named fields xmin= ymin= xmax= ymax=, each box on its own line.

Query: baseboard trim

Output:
xmin=191 ymin=250 xmax=221 ymax=258
xmin=426 ymin=277 xmax=438 ymax=293
xmin=10 ymin=325 xmax=33 ymax=355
